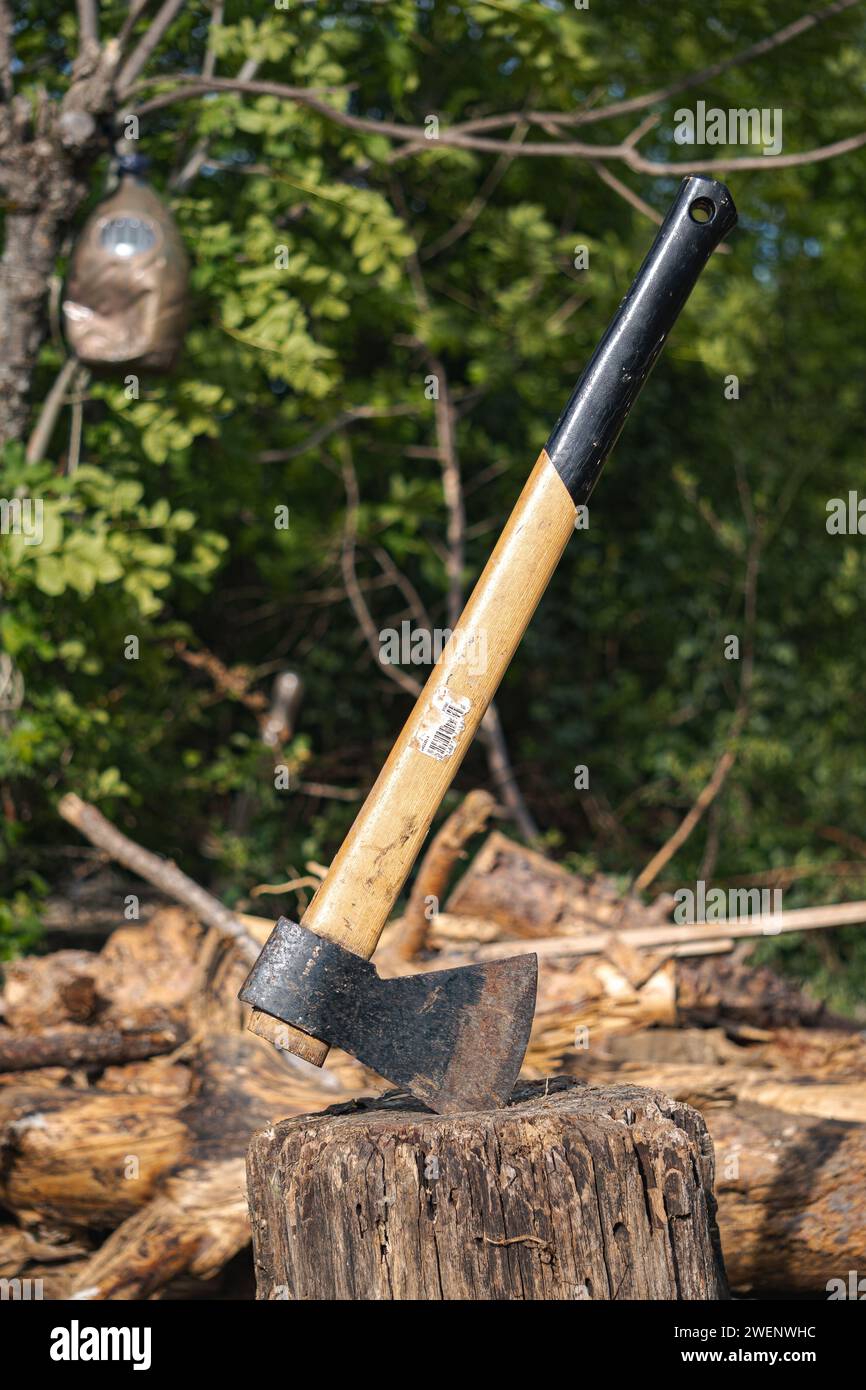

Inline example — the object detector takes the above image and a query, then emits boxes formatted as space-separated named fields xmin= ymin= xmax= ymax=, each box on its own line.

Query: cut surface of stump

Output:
xmin=247 ymin=1078 xmax=727 ymax=1300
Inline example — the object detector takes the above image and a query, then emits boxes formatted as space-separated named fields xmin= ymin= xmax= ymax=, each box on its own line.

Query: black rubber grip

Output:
xmin=545 ymin=175 xmax=737 ymax=503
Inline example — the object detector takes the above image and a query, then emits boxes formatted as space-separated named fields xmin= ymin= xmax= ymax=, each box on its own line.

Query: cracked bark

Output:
xmin=0 ymin=205 xmax=71 ymax=448
xmin=0 ymin=37 xmax=119 ymax=448
xmin=246 ymin=1077 xmax=727 ymax=1300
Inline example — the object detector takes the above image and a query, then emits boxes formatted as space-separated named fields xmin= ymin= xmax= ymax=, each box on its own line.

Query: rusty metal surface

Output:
xmin=239 ymin=917 xmax=537 ymax=1113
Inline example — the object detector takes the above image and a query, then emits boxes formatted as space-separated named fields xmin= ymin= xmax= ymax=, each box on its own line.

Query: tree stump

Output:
xmin=246 ymin=1078 xmax=727 ymax=1300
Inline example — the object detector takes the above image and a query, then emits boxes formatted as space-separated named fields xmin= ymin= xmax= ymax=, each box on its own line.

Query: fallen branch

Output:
xmin=250 ymin=872 xmax=325 ymax=899
xmin=0 ymin=1016 xmax=186 ymax=1071
xmin=393 ymin=789 xmax=498 ymax=961
xmin=440 ymin=897 xmax=866 ymax=961
xmin=57 ymin=794 xmax=260 ymax=966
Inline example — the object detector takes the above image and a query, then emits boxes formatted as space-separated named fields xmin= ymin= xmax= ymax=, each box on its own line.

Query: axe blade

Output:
xmin=239 ymin=918 xmax=537 ymax=1114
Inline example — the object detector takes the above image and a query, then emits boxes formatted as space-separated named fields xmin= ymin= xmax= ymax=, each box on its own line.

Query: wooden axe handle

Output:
xmin=250 ymin=175 xmax=737 ymax=1063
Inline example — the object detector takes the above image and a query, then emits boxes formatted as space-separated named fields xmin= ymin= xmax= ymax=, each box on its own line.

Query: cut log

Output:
xmin=2 ymin=949 xmax=105 ymax=1031
xmin=2 ymin=910 xmax=207 ymax=1032
xmin=0 ymin=1084 xmax=190 ymax=1223
xmin=569 ymin=1026 xmax=866 ymax=1123
xmin=0 ymin=1032 xmax=354 ymax=1233
xmin=0 ymin=1015 xmax=186 ymax=1071
xmin=445 ymin=831 xmax=672 ymax=936
xmin=560 ymin=1046 xmax=866 ymax=1291
xmin=676 ymin=954 xmax=832 ymax=1030
xmin=581 ymin=1061 xmax=866 ymax=1125
xmin=246 ymin=1078 xmax=727 ymax=1300
xmin=709 ymin=1102 xmax=866 ymax=1294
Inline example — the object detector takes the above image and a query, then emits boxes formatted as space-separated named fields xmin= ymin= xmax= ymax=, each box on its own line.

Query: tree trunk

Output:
xmin=0 ymin=207 xmax=64 ymax=447
xmin=246 ymin=1078 xmax=728 ymax=1300
xmin=0 ymin=51 xmax=116 ymax=449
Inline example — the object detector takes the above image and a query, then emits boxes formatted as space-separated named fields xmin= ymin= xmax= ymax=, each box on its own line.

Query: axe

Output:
xmin=240 ymin=176 xmax=737 ymax=1112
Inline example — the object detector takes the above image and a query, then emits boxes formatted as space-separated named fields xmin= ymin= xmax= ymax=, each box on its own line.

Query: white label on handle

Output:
xmin=413 ymin=686 xmax=472 ymax=762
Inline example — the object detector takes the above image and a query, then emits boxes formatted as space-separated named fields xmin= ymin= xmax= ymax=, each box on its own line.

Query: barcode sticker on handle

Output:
xmin=413 ymin=686 xmax=472 ymax=762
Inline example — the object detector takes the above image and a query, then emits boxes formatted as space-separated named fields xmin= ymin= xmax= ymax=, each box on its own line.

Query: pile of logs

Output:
xmin=0 ymin=911 xmax=372 ymax=1298
xmin=1 ymin=793 xmax=864 ymax=1298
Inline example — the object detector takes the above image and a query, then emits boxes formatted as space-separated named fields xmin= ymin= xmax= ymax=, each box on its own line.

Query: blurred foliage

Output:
xmin=2 ymin=0 xmax=866 ymax=1014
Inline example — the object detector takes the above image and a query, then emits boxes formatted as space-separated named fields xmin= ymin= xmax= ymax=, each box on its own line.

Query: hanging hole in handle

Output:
xmin=689 ymin=196 xmax=716 ymax=225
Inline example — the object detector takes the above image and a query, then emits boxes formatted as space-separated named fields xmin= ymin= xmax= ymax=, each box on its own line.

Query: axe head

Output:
xmin=239 ymin=917 xmax=537 ymax=1113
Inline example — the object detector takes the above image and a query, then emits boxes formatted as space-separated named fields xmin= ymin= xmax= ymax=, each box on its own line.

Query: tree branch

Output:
xmin=133 ymin=74 xmax=866 ymax=175
xmin=116 ymin=0 xmax=156 ymax=56
xmin=389 ymin=0 xmax=866 ymax=142
xmin=116 ymin=0 xmax=187 ymax=96
xmin=336 ymin=438 xmax=423 ymax=700
xmin=334 ymin=432 xmax=544 ymax=847
xmin=76 ymin=0 xmax=100 ymax=58
xmin=588 ymin=161 xmax=729 ymax=252
xmin=590 ymin=161 xmax=663 ymax=228
xmin=429 ymin=353 xmax=464 ymax=631
xmin=394 ymin=214 xmax=541 ymax=842
xmin=58 ymin=793 xmax=261 ymax=966
xmin=563 ymin=0 xmax=864 ymax=131
xmin=633 ymin=473 xmax=762 ymax=895
xmin=25 ymin=355 xmax=83 ymax=464
xmin=257 ymin=401 xmax=422 ymax=463
xmin=419 ymin=120 xmax=529 ymax=260
xmin=0 ymin=0 xmax=13 ymax=104
xmin=372 ymin=545 xmax=433 ymax=636
xmin=169 ymin=6 xmax=263 ymax=193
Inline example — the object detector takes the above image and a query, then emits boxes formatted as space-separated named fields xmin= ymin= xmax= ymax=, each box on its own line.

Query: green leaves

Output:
xmin=0 ymin=889 xmax=45 ymax=962
xmin=0 ymin=460 xmax=206 ymax=615
xmin=5 ymin=0 xmax=866 ymax=1007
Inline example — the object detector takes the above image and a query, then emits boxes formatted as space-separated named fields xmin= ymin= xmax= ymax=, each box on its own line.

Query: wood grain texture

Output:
xmin=251 ymin=451 xmax=576 ymax=1062
xmin=446 ymin=829 xmax=674 ymax=934
xmin=246 ymin=1078 xmax=727 ymax=1300
xmin=0 ymin=1015 xmax=186 ymax=1071
xmin=709 ymin=1102 xmax=866 ymax=1295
